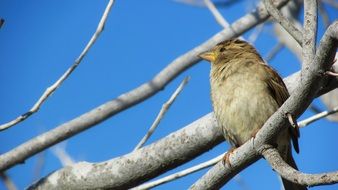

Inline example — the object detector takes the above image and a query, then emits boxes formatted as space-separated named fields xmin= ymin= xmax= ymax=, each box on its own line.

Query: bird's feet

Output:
xmin=250 ymin=128 xmax=260 ymax=139
xmin=222 ymin=147 xmax=236 ymax=167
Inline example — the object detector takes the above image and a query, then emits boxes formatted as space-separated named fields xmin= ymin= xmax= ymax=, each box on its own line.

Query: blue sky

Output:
xmin=0 ymin=0 xmax=337 ymax=189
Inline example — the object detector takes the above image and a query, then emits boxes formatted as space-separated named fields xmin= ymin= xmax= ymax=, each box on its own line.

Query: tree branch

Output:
xmin=264 ymin=42 xmax=284 ymax=62
xmin=0 ymin=172 xmax=17 ymax=190
xmin=302 ymin=0 xmax=318 ymax=68
xmin=298 ymin=106 xmax=338 ymax=128
xmin=28 ymin=113 xmax=223 ymax=190
xmin=134 ymin=77 xmax=190 ymax=150
xmin=204 ymin=0 xmax=229 ymax=28
xmin=132 ymin=154 xmax=223 ymax=190
xmin=261 ymin=145 xmax=338 ymax=187
xmin=0 ymin=0 xmax=116 ymax=131
xmin=264 ymin=0 xmax=303 ymax=45
xmin=321 ymin=0 xmax=338 ymax=9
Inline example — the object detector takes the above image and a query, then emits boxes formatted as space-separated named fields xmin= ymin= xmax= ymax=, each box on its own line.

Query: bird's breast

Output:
xmin=210 ymin=66 xmax=279 ymax=146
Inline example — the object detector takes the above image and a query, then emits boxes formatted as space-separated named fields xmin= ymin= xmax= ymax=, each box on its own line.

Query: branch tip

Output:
xmin=326 ymin=70 xmax=338 ymax=77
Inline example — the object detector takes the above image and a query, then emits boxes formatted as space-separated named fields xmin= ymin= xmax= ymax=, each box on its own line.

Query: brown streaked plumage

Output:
xmin=200 ymin=39 xmax=306 ymax=190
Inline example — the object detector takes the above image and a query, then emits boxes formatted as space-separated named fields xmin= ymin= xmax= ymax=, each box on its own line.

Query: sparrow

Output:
xmin=200 ymin=39 xmax=306 ymax=190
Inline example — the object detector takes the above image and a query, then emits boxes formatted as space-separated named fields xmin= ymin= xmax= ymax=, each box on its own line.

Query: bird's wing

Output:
xmin=262 ymin=63 xmax=300 ymax=153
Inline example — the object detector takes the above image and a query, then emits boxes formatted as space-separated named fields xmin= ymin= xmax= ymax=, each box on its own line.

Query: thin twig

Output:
xmin=321 ymin=0 xmax=338 ymax=9
xmin=132 ymin=154 xmax=223 ymax=190
xmin=298 ymin=106 xmax=338 ymax=128
xmin=32 ymin=152 xmax=46 ymax=183
xmin=0 ymin=0 xmax=115 ymax=131
xmin=272 ymin=0 xmax=303 ymax=63
xmin=134 ymin=77 xmax=190 ymax=150
xmin=174 ymin=0 xmax=205 ymax=7
xmin=52 ymin=144 xmax=75 ymax=166
xmin=175 ymin=0 xmax=241 ymax=8
xmin=261 ymin=146 xmax=338 ymax=187
xmin=0 ymin=172 xmax=17 ymax=190
xmin=318 ymin=1 xmax=330 ymax=29
xmin=264 ymin=42 xmax=284 ymax=62
xmin=326 ymin=70 xmax=338 ymax=77
xmin=203 ymin=0 xmax=246 ymax=41
xmin=204 ymin=0 xmax=229 ymax=28
xmin=263 ymin=0 xmax=303 ymax=45
xmin=233 ymin=174 xmax=252 ymax=190
xmin=308 ymin=104 xmax=322 ymax=114
xmin=248 ymin=24 xmax=265 ymax=44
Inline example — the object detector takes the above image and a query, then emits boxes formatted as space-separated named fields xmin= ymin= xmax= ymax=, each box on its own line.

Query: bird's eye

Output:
xmin=219 ymin=47 xmax=225 ymax=52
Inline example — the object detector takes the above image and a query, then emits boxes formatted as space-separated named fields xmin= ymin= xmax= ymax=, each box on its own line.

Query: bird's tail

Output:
xmin=281 ymin=147 xmax=307 ymax=190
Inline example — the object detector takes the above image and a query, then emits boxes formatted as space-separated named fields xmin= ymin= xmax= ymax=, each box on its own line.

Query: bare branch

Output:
xmin=203 ymin=0 xmax=247 ymax=41
xmin=302 ymin=0 xmax=318 ymax=68
xmin=0 ymin=172 xmax=17 ymax=190
xmin=274 ymin=25 xmax=302 ymax=61
xmin=0 ymin=0 xmax=292 ymax=173
xmin=0 ymin=0 xmax=116 ymax=131
xmin=326 ymin=70 xmax=338 ymax=77
xmin=32 ymin=152 xmax=46 ymax=183
xmin=52 ymin=144 xmax=75 ymax=166
xmin=321 ymin=0 xmax=338 ymax=9
xmin=27 ymin=114 xmax=223 ymax=189
xmin=248 ymin=24 xmax=265 ymax=44
xmin=274 ymin=1 xmax=302 ymax=62
xmin=264 ymin=0 xmax=303 ymax=45
xmin=174 ymin=0 xmax=241 ymax=8
xmin=264 ymin=42 xmax=284 ymax=62
xmin=134 ymin=77 xmax=190 ymax=150
xmin=132 ymin=154 xmax=223 ymax=190
xmin=309 ymin=104 xmax=322 ymax=113
xmin=298 ymin=106 xmax=338 ymax=127
xmin=318 ymin=1 xmax=330 ymax=28
xmin=320 ymin=53 xmax=338 ymax=121
xmin=272 ymin=0 xmax=302 ymax=62
xmin=174 ymin=0 xmax=205 ymax=7
xmin=261 ymin=146 xmax=338 ymax=187
xmin=204 ymin=0 xmax=229 ymax=28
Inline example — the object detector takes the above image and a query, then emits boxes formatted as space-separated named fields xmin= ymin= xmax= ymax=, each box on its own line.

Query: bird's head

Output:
xmin=199 ymin=39 xmax=263 ymax=64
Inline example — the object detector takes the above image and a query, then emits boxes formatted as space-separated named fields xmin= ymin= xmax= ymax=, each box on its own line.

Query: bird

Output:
xmin=199 ymin=39 xmax=306 ymax=190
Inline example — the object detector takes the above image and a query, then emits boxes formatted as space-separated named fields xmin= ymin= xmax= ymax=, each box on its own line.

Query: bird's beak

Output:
xmin=199 ymin=51 xmax=216 ymax=62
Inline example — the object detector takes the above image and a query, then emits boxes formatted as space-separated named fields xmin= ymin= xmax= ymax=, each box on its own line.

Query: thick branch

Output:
xmin=273 ymin=0 xmax=303 ymax=62
xmin=302 ymin=0 xmax=318 ymax=68
xmin=0 ymin=0 xmax=290 ymax=172
xmin=261 ymin=146 xmax=338 ymax=187
xmin=28 ymin=114 xmax=223 ymax=189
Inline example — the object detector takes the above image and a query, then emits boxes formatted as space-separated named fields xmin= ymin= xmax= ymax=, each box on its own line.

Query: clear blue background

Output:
xmin=0 ymin=0 xmax=337 ymax=189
